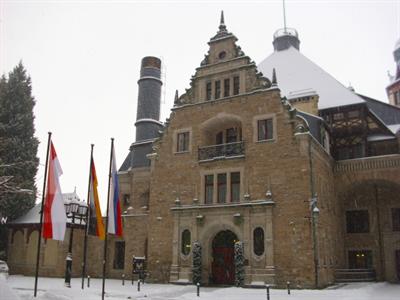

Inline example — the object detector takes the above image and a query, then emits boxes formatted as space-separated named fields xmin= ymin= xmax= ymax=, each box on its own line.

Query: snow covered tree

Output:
xmin=0 ymin=63 xmax=39 ymax=256
xmin=192 ymin=241 xmax=202 ymax=284
xmin=234 ymin=241 xmax=245 ymax=286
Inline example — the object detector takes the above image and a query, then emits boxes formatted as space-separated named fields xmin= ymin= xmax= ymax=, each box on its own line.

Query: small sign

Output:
xmin=132 ymin=256 xmax=146 ymax=274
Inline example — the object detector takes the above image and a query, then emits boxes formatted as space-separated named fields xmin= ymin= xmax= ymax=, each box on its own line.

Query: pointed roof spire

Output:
xmin=210 ymin=11 xmax=234 ymax=42
xmin=272 ymin=68 xmax=277 ymax=86
xmin=218 ymin=10 xmax=227 ymax=33
xmin=219 ymin=11 xmax=226 ymax=29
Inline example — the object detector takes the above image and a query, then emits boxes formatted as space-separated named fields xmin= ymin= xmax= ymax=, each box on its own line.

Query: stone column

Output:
xmin=170 ymin=211 xmax=180 ymax=282
xmin=265 ymin=207 xmax=274 ymax=267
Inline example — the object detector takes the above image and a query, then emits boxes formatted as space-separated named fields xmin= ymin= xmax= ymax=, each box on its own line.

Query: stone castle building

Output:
xmin=7 ymin=14 xmax=400 ymax=288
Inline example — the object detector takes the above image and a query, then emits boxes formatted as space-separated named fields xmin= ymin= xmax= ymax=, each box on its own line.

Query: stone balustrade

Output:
xmin=334 ymin=154 xmax=400 ymax=172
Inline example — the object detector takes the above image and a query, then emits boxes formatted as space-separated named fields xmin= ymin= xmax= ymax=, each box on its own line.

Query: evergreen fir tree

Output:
xmin=0 ymin=62 xmax=39 ymax=257
xmin=192 ymin=241 xmax=202 ymax=284
xmin=234 ymin=241 xmax=245 ymax=286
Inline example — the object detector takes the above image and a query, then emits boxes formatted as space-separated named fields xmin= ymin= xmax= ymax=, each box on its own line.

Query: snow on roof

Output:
xmin=388 ymin=124 xmax=400 ymax=134
xmin=367 ymin=134 xmax=396 ymax=142
xmin=11 ymin=191 xmax=86 ymax=225
xmin=258 ymin=47 xmax=365 ymax=110
xmin=287 ymin=88 xmax=318 ymax=100
xmin=11 ymin=203 xmax=41 ymax=224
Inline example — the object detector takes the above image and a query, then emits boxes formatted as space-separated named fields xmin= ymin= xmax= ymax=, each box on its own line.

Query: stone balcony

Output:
xmin=198 ymin=141 xmax=245 ymax=162
xmin=334 ymin=154 xmax=400 ymax=173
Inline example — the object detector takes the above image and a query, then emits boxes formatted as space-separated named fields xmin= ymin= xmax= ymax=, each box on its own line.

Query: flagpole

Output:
xmin=34 ymin=132 xmax=52 ymax=297
xmin=81 ymin=144 xmax=94 ymax=289
xmin=102 ymin=138 xmax=114 ymax=300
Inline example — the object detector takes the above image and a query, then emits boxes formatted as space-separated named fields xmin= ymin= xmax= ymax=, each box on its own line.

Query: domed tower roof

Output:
xmin=272 ymin=27 xmax=300 ymax=51
xmin=395 ymin=38 xmax=400 ymax=51
xmin=394 ymin=37 xmax=400 ymax=81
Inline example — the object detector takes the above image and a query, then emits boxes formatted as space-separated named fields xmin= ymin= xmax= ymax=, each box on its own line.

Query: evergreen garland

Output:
xmin=192 ymin=241 xmax=202 ymax=284
xmin=234 ymin=241 xmax=245 ymax=286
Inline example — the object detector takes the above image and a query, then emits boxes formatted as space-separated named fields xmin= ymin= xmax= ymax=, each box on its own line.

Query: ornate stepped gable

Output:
xmin=175 ymin=12 xmax=271 ymax=106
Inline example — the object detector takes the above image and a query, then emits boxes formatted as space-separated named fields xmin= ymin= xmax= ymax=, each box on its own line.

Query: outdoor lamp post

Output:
xmin=64 ymin=198 xmax=87 ymax=288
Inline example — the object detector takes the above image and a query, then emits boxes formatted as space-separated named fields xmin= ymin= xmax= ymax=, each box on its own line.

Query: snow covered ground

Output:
xmin=2 ymin=275 xmax=399 ymax=300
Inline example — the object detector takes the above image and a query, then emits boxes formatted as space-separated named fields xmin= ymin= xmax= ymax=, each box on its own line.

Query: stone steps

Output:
xmin=335 ymin=268 xmax=376 ymax=282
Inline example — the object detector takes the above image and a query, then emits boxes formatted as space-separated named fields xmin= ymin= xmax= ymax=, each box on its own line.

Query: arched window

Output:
xmin=181 ymin=229 xmax=191 ymax=255
xmin=253 ymin=227 xmax=265 ymax=256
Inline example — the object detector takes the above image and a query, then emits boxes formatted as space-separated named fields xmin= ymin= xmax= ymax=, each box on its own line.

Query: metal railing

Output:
xmin=198 ymin=141 xmax=245 ymax=161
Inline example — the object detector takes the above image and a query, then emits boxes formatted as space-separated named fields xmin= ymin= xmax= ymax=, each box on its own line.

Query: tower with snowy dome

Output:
xmin=387 ymin=38 xmax=400 ymax=106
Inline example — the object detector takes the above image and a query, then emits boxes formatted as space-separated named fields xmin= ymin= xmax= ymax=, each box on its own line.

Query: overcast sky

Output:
xmin=1 ymin=0 xmax=399 ymax=211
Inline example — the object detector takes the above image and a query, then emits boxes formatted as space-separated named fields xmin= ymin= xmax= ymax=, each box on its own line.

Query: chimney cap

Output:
xmin=141 ymin=56 xmax=161 ymax=69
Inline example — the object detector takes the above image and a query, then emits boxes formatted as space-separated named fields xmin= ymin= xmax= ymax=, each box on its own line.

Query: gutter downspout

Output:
xmin=308 ymin=135 xmax=319 ymax=288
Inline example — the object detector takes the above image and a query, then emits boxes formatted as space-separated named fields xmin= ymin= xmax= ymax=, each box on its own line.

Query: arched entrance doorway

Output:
xmin=211 ymin=230 xmax=237 ymax=285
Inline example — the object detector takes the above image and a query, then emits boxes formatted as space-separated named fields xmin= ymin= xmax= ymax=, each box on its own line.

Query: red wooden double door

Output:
xmin=211 ymin=230 xmax=237 ymax=285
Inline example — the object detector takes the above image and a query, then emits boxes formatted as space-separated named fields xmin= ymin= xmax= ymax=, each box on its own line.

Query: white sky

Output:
xmin=1 ymin=0 xmax=399 ymax=211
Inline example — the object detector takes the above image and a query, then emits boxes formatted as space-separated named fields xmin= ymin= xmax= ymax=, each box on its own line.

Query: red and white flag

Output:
xmin=43 ymin=142 xmax=66 ymax=241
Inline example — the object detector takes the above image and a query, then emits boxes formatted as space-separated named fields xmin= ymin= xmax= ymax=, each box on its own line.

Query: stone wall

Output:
xmin=144 ymin=86 xmax=326 ymax=287
xmin=334 ymin=155 xmax=400 ymax=282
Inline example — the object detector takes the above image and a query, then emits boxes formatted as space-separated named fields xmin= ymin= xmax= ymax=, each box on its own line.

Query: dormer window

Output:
xmin=218 ymin=51 xmax=226 ymax=60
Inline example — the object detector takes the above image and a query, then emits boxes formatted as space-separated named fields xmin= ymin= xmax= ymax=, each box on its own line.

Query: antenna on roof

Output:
xmin=283 ymin=0 xmax=287 ymax=33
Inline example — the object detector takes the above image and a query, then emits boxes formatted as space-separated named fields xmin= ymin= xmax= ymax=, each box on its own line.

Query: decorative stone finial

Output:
xmin=272 ymin=68 xmax=277 ymax=86
xmin=218 ymin=10 xmax=227 ymax=33
xmin=210 ymin=11 xmax=235 ymax=42
xmin=174 ymin=90 xmax=179 ymax=106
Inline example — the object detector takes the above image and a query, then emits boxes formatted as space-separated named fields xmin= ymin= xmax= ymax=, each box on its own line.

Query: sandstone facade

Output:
xmin=7 ymin=16 xmax=400 ymax=288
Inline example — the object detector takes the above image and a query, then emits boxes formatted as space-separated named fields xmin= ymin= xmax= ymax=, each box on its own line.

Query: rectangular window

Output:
xmin=352 ymin=144 xmax=363 ymax=158
xmin=337 ymin=147 xmax=349 ymax=160
xmin=333 ymin=112 xmax=344 ymax=120
xmin=348 ymin=110 xmax=360 ymax=118
xmin=226 ymin=128 xmax=237 ymax=143
xmin=395 ymin=91 xmax=400 ymax=106
xmin=216 ymin=131 xmax=223 ymax=145
xmin=392 ymin=208 xmax=400 ymax=231
xmin=205 ymin=175 xmax=214 ymax=204
xmin=346 ymin=210 xmax=370 ymax=233
xmin=257 ymin=119 xmax=273 ymax=141
xmin=233 ymin=76 xmax=240 ymax=95
xmin=217 ymin=173 xmax=227 ymax=203
xmin=215 ymin=80 xmax=221 ymax=99
xmin=231 ymin=172 xmax=240 ymax=202
xmin=224 ymin=78 xmax=230 ymax=97
xmin=113 ymin=241 xmax=125 ymax=270
xmin=177 ymin=132 xmax=189 ymax=152
xmin=206 ymin=81 xmax=212 ymax=101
